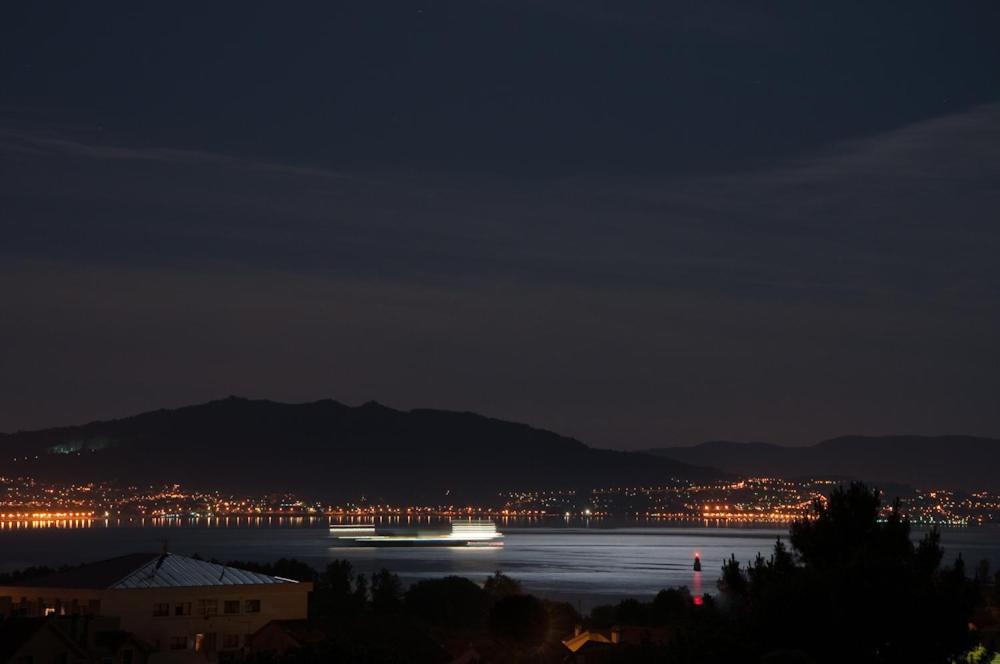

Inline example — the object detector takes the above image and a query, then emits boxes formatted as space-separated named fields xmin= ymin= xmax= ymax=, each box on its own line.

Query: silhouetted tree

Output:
xmin=717 ymin=554 xmax=748 ymax=599
xmin=489 ymin=594 xmax=550 ymax=652
xmin=703 ymin=483 xmax=980 ymax=662
xmin=353 ymin=572 xmax=369 ymax=606
xmin=651 ymin=587 xmax=692 ymax=623
xmin=311 ymin=560 xmax=361 ymax=617
xmin=777 ymin=483 xmax=972 ymax=662
xmin=405 ymin=576 xmax=488 ymax=629
xmin=0 ymin=565 xmax=60 ymax=585
xmin=615 ymin=598 xmax=649 ymax=625
xmin=544 ymin=599 xmax=582 ymax=636
xmin=370 ymin=568 xmax=403 ymax=614
xmin=974 ymin=559 xmax=991 ymax=585
xmin=483 ymin=570 xmax=522 ymax=600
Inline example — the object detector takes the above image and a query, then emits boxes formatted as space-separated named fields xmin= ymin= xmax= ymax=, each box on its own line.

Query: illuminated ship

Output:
xmin=331 ymin=519 xmax=503 ymax=547
xmin=329 ymin=524 xmax=377 ymax=535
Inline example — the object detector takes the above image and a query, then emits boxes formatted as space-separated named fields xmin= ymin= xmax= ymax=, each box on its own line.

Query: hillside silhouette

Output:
xmin=0 ymin=397 xmax=718 ymax=502
xmin=648 ymin=435 xmax=1000 ymax=492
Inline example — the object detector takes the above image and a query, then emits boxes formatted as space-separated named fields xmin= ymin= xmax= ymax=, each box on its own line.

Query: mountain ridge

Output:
xmin=648 ymin=435 xmax=1000 ymax=492
xmin=0 ymin=397 xmax=718 ymax=502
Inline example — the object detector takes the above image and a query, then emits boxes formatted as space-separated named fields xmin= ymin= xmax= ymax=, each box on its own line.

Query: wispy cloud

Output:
xmin=0 ymin=127 xmax=372 ymax=181
xmin=2 ymin=103 xmax=998 ymax=304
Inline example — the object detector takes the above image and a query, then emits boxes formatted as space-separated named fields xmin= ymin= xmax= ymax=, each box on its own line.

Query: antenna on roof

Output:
xmin=154 ymin=539 xmax=169 ymax=572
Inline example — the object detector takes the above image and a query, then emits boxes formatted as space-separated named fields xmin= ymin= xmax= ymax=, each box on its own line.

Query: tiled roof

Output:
xmin=5 ymin=553 xmax=300 ymax=589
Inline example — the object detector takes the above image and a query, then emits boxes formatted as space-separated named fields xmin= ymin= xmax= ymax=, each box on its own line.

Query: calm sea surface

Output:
xmin=3 ymin=520 xmax=998 ymax=609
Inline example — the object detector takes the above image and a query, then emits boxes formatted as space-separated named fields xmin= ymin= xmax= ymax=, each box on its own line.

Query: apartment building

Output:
xmin=0 ymin=552 xmax=312 ymax=662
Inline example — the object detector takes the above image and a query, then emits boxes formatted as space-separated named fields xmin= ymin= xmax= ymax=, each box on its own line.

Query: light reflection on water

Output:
xmin=2 ymin=520 xmax=998 ymax=609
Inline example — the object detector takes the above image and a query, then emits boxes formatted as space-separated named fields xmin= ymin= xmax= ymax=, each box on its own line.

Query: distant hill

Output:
xmin=0 ymin=397 xmax=719 ymax=502
xmin=647 ymin=435 xmax=1000 ymax=492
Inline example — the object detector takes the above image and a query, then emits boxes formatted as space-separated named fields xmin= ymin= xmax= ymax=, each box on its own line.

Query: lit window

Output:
xmin=244 ymin=599 xmax=260 ymax=613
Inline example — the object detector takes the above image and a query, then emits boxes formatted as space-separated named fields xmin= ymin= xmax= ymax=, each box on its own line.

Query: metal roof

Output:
xmin=6 ymin=553 xmax=299 ymax=590
xmin=113 ymin=553 xmax=298 ymax=589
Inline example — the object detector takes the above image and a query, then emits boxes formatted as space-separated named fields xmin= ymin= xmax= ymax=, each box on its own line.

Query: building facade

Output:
xmin=0 ymin=553 xmax=312 ymax=662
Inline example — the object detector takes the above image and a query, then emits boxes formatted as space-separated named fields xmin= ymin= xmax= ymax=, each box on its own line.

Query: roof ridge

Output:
xmin=107 ymin=553 xmax=162 ymax=589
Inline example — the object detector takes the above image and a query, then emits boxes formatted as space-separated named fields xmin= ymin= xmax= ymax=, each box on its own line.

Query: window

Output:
xmin=169 ymin=636 xmax=188 ymax=650
xmin=153 ymin=603 xmax=170 ymax=617
xmin=197 ymin=599 xmax=218 ymax=617
xmin=223 ymin=600 xmax=240 ymax=614
xmin=175 ymin=602 xmax=191 ymax=616
xmin=244 ymin=599 xmax=260 ymax=613
xmin=222 ymin=633 xmax=241 ymax=649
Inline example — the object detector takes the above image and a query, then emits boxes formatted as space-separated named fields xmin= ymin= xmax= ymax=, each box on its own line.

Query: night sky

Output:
xmin=2 ymin=2 xmax=998 ymax=447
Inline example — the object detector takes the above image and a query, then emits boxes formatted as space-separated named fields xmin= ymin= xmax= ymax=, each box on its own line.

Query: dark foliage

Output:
xmin=489 ymin=594 xmax=550 ymax=651
xmin=543 ymin=600 xmax=581 ymax=637
xmin=713 ymin=482 xmax=978 ymax=663
xmin=370 ymin=568 xmax=404 ymax=614
xmin=483 ymin=570 xmax=522 ymax=600
xmin=405 ymin=576 xmax=489 ymax=629
xmin=581 ymin=483 xmax=985 ymax=664
xmin=238 ymin=615 xmax=450 ymax=664
xmin=0 ymin=565 xmax=62 ymax=585
xmin=218 ymin=558 xmax=371 ymax=619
